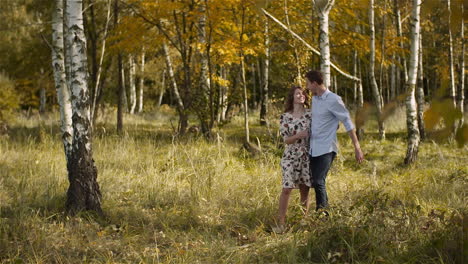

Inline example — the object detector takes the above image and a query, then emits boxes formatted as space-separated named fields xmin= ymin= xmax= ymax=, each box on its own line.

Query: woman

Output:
xmin=274 ymin=86 xmax=312 ymax=233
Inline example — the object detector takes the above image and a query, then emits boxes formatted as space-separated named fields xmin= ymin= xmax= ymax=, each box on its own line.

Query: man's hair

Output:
xmin=305 ymin=70 xmax=323 ymax=85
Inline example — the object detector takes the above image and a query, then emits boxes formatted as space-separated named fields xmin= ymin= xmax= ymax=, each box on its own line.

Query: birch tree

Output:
xmin=417 ymin=34 xmax=425 ymax=140
xmin=128 ymin=54 xmax=137 ymax=114
xmin=447 ymin=0 xmax=456 ymax=109
xmin=64 ymin=0 xmax=102 ymax=213
xmin=404 ymin=0 xmax=421 ymax=165
xmin=197 ymin=0 xmax=211 ymax=136
xmin=457 ymin=3 xmax=465 ymax=127
xmin=259 ymin=15 xmax=269 ymax=126
xmin=313 ymin=0 xmax=334 ymax=88
xmin=369 ymin=0 xmax=385 ymax=139
xmin=138 ymin=51 xmax=145 ymax=113
xmin=52 ymin=0 xmax=73 ymax=159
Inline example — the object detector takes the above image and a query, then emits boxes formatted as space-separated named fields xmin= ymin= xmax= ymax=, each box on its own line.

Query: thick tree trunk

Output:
xmin=314 ymin=0 xmax=335 ymax=88
xmin=65 ymin=0 xmax=102 ymax=214
xmin=417 ymin=34 xmax=425 ymax=140
xmin=369 ymin=0 xmax=385 ymax=139
xmin=404 ymin=0 xmax=421 ymax=165
xmin=129 ymin=55 xmax=137 ymax=114
xmin=260 ymin=15 xmax=269 ymax=126
xmin=138 ymin=51 xmax=145 ymax=113
xmin=52 ymin=0 xmax=73 ymax=159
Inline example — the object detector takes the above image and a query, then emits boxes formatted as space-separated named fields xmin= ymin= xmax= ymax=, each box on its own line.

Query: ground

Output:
xmin=0 ymin=107 xmax=466 ymax=263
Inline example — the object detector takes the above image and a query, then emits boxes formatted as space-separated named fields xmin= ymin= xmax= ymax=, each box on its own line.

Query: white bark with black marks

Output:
xmin=52 ymin=0 xmax=73 ymax=159
xmin=129 ymin=55 xmax=137 ymax=114
xmin=260 ymin=15 xmax=269 ymax=126
xmin=65 ymin=0 xmax=102 ymax=214
xmin=313 ymin=0 xmax=335 ymax=88
xmin=404 ymin=0 xmax=421 ymax=165
xmin=369 ymin=0 xmax=385 ymax=139
xmin=138 ymin=51 xmax=145 ymax=113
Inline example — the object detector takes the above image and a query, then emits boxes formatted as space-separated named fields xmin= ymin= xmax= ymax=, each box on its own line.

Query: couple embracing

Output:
xmin=275 ymin=70 xmax=364 ymax=233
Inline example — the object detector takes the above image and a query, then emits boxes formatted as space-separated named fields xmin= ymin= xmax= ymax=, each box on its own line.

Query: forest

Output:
xmin=0 ymin=0 xmax=466 ymax=263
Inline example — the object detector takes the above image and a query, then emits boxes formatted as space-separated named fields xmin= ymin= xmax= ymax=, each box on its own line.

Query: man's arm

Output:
xmin=348 ymin=129 xmax=364 ymax=163
xmin=328 ymin=96 xmax=364 ymax=163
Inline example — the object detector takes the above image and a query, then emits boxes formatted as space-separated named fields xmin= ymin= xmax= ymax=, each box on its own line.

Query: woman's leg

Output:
xmin=299 ymin=184 xmax=310 ymax=215
xmin=278 ymin=188 xmax=292 ymax=226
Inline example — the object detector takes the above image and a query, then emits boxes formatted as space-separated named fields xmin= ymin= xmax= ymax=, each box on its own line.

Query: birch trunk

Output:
xmin=260 ymin=15 xmax=269 ymax=126
xmin=114 ymin=0 xmax=123 ymax=132
xmin=417 ymin=34 xmax=425 ymax=140
xmin=284 ymin=0 xmax=301 ymax=83
xmin=157 ymin=69 xmax=165 ymax=108
xmin=447 ymin=0 xmax=457 ymax=109
xmin=458 ymin=4 xmax=465 ymax=127
xmin=91 ymin=0 xmax=111 ymax=123
xmin=129 ymin=55 xmax=137 ymax=114
xmin=163 ymin=41 xmax=187 ymax=134
xmin=404 ymin=0 xmax=421 ymax=165
xmin=52 ymin=0 xmax=73 ymax=159
xmin=217 ymin=67 xmax=228 ymax=123
xmin=313 ymin=0 xmax=334 ymax=88
xmin=197 ymin=0 xmax=211 ymax=136
xmin=394 ymin=0 xmax=408 ymax=93
xmin=356 ymin=56 xmax=365 ymax=140
xmin=251 ymin=63 xmax=257 ymax=109
xmin=65 ymin=0 xmax=102 ymax=214
xmin=138 ymin=51 xmax=145 ymax=113
xmin=369 ymin=0 xmax=385 ymax=139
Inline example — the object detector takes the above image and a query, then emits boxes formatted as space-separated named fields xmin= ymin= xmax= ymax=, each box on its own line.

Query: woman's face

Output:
xmin=293 ymin=89 xmax=305 ymax=105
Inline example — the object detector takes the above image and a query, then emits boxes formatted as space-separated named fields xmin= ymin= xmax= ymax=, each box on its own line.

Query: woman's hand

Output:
xmin=284 ymin=130 xmax=309 ymax=144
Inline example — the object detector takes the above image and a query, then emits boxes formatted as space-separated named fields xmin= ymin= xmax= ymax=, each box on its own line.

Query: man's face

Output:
xmin=306 ymin=79 xmax=317 ymax=94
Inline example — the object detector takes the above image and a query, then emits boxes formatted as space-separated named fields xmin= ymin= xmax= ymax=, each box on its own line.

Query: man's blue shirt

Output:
xmin=309 ymin=90 xmax=355 ymax=157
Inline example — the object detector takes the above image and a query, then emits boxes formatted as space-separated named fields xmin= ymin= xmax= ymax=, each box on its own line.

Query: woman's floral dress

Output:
xmin=279 ymin=111 xmax=312 ymax=188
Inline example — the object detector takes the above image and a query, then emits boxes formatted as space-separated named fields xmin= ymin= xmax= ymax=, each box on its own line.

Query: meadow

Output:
xmin=0 ymin=107 xmax=466 ymax=263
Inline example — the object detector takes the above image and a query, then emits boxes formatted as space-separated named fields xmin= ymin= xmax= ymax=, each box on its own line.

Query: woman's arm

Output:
xmin=284 ymin=130 xmax=308 ymax=144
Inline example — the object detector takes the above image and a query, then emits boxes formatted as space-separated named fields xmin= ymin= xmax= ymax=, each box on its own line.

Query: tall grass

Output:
xmin=0 ymin=108 xmax=466 ymax=263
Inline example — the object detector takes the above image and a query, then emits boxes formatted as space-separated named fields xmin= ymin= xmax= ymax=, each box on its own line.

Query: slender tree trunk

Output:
xmin=251 ymin=63 xmax=257 ymax=109
xmin=356 ymin=57 xmax=365 ymax=140
xmin=447 ymin=0 xmax=457 ymax=109
xmin=65 ymin=0 xmax=102 ymax=214
xmin=394 ymin=0 xmax=408 ymax=94
xmin=157 ymin=69 xmax=165 ymax=108
xmin=91 ymin=0 xmax=111 ymax=123
xmin=52 ymin=0 xmax=73 ymax=159
xmin=128 ymin=55 xmax=137 ymax=114
xmin=260 ymin=15 xmax=270 ymax=126
xmin=314 ymin=0 xmax=335 ymax=88
xmin=458 ymin=4 xmax=465 ymax=127
xmin=284 ymin=0 xmax=301 ymax=83
xmin=138 ymin=51 xmax=145 ymax=113
xmin=115 ymin=0 xmax=123 ymax=133
xmin=197 ymin=0 xmax=211 ymax=136
xmin=391 ymin=54 xmax=396 ymax=100
xmin=121 ymin=60 xmax=129 ymax=113
xmin=353 ymin=50 xmax=358 ymax=105
xmin=39 ymin=85 xmax=46 ymax=114
xmin=163 ymin=41 xmax=187 ymax=134
xmin=217 ymin=67 xmax=228 ymax=123
xmin=404 ymin=0 xmax=421 ymax=165
xmin=417 ymin=33 xmax=425 ymax=140
xmin=369 ymin=0 xmax=385 ymax=139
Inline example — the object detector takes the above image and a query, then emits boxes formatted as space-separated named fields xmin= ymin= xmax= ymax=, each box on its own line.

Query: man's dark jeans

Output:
xmin=310 ymin=152 xmax=336 ymax=210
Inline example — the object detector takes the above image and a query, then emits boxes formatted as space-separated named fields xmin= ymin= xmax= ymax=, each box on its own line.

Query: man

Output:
xmin=305 ymin=70 xmax=364 ymax=212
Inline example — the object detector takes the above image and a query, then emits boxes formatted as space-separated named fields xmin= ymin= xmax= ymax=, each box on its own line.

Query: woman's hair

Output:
xmin=284 ymin=86 xmax=309 ymax=113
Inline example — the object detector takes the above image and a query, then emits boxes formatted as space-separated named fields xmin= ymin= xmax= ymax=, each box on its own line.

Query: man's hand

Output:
xmin=355 ymin=147 xmax=364 ymax=163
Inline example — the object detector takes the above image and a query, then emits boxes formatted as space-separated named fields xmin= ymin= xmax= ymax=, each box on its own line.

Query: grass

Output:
xmin=0 ymin=107 xmax=466 ymax=263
